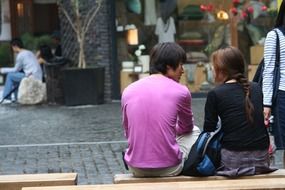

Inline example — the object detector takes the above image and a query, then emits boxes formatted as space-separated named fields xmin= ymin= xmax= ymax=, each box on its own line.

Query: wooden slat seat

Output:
xmin=114 ymin=169 xmax=285 ymax=184
xmin=0 ymin=173 xmax=77 ymax=190
xmin=22 ymin=178 xmax=285 ymax=190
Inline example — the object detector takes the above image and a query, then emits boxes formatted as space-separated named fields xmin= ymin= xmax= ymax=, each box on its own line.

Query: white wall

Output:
xmin=0 ymin=0 xmax=11 ymax=41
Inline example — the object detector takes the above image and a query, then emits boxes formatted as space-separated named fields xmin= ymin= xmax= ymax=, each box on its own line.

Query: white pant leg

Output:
xmin=176 ymin=125 xmax=200 ymax=161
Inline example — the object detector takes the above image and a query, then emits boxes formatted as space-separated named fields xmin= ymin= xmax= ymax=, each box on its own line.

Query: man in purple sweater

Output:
xmin=121 ymin=42 xmax=200 ymax=177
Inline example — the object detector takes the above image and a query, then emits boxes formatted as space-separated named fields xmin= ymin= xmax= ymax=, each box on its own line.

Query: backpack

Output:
xmin=181 ymin=119 xmax=223 ymax=176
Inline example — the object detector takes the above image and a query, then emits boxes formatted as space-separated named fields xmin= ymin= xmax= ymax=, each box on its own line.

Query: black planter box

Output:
xmin=45 ymin=63 xmax=67 ymax=105
xmin=63 ymin=66 xmax=105 ymax=106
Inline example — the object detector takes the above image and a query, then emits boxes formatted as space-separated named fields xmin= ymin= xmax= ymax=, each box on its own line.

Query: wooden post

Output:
xmin=230 ymin=15 xmax=238 ymax=47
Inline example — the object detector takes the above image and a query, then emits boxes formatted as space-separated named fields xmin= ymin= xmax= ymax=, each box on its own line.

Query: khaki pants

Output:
xmin=129 ymin=126 xmax=200 ymax=177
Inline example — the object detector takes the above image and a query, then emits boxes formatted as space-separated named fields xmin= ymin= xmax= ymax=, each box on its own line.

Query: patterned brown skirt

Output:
xmin=216 ymin=148 xmax=277 ymax=177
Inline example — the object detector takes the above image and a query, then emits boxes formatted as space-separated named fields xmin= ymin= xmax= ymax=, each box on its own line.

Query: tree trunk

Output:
xmin=78 ymin=33 xmax=86 ymax=68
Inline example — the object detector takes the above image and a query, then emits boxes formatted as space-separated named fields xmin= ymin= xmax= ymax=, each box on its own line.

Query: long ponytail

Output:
xmin=232 ymin=73 xmax=254 ymax=125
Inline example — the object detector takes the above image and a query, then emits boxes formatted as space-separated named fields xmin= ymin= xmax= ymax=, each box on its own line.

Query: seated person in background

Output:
xmin=121 ymin=42 xmax=200 ymax=177
xmin=36 ymin=45 xmax=54 ymax=82
xmin=51 ymin=31 xmax=62 ymax=57
xmin=0 ymin=38 xmax=42 ymax=102
xmin=203 ymin=46 xmax=276 ymax=176
xmin=37 ymin=44 xmax=54 ymax=64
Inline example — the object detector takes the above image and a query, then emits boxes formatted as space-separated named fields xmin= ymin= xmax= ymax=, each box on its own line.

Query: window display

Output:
xmin=116 ymin=0 xmax=278 ymax=93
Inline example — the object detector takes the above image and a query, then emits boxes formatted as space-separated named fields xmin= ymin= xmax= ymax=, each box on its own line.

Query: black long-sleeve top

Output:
xmin=203 ymin=82 xmax=269 ymax=151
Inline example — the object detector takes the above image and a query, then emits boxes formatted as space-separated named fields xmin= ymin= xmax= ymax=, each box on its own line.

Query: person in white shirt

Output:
xmin=0 ymin=38 xmax=42 ymax=102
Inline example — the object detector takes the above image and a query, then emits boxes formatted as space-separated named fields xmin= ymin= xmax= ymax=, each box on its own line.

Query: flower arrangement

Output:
xmin=229 ymin=0 xmax=270 ymax=22
xmin=133 ymin=44 xmax=146 ymax=64
xmin=134 ymin=45 xmax=146 ymax=60
xmin=230 ymin=0 xmax=277 ymax=44
xmin=133 ymin=44 xmax=150 ymax=73
xmin=198 ymin=0 xmax=276 ymax=22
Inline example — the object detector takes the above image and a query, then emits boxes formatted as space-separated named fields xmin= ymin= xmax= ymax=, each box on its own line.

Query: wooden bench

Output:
xmin=21 ymin=178 xmax=285 ymax=190
xmin=114 ymin=169 xmax=285 ymax=184
xmin=0 ymin=173 xmax=77 ymax=190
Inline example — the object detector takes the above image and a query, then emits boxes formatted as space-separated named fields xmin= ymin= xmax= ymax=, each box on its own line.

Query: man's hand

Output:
xmin=264 ymin=107 xmax=271 ymax=126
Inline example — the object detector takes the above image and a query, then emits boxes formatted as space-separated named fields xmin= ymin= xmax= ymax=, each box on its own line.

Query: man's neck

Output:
xmin=13 ymin=47 xmax=23 ymax=53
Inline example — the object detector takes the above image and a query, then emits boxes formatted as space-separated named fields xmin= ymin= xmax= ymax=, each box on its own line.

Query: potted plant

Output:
xmin=57 ymin=0 xmax=105 ymax=106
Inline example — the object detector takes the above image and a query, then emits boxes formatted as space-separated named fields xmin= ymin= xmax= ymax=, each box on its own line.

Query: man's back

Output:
xmin=17 ymin=50 xmax=42 ymax=80
xmin=121 ymin=74 xmax=194 ymax=168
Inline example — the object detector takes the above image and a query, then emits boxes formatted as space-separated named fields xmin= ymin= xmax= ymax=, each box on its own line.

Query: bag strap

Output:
xmin=271 ymin=29 xmax=281 ymax=107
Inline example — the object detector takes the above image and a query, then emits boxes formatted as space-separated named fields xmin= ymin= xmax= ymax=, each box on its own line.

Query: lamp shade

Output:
xmin=127 ymin=29 xmax=138 ymax=45
xmin=217 ymin=10 xmax=229 ymax=20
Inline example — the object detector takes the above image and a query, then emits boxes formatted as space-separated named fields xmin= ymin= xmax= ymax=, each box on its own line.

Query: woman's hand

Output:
xmin=264 ymin=107 xmax=271 ymax=126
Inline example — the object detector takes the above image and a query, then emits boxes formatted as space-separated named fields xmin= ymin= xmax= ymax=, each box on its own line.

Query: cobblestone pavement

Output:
xmin=0 ymin=99 xmax=283 ymax=184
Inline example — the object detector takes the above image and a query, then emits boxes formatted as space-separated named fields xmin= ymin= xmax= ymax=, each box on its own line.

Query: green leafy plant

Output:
xmin=0 ymin=43 xmax=13 ymax=67
xmin=21 ymin=33 xmax=36 ymax=50
xmin=21 ymin=33 xmax=53 ymax=51
xmin=35 ymin=35 xmax=53 ymax=49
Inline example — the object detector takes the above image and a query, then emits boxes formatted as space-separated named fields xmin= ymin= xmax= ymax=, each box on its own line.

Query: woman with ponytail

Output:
xmin=203 ymin=46 xmax=275 ymax=176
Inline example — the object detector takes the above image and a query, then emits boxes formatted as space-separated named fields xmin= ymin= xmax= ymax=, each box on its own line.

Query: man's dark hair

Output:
xmin=51 ymin=31 xmax=61 ymax=41
xmin=275 ymin=0 xmax=285 ymax=28
xmin=10 ymin=38 xmax=24 ymax=48
xmin=150 ymin=42 xmax=186 ymax=74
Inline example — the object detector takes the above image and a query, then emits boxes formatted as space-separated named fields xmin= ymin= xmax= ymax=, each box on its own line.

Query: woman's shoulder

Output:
xmin=211 ymin=83 xmax=238 ymax=92
xmin=266 ymin=28 xmax=283 ymax=39
xmin=209 ymin=83 xmax=246 ymax=99
xmin=266 ymin=29 xmax=278 ymax=39
xmin=206 ymin=84 xmax=226 ymax=99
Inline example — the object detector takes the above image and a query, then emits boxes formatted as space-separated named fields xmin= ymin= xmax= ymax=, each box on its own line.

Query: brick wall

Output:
xmin=58 ymin=0 xmax=113 ymax=102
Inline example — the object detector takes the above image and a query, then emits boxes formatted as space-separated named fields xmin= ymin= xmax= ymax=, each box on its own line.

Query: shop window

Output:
xmin=116 ymin=0 xmax=278 ymax=93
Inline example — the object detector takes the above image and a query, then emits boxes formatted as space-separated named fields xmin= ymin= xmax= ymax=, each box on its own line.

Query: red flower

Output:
xmin=200 ymin=4 xmax=207 ymax=12
xmin=230 ymin=7 xmax=238 ymax=15
xmin=241 ymin=11 xmax=248 ymax=19
xmin=261 ymin=5 xmax=268 ymax=11
xmin=207 ymin=4 xmax=214 ymax=12
xmin=232 ymin=0 xmax=240 ymax=7
xmin=200 ymin=4 xmax=214 ymax=12
xmin=247 ymin=6 xmax=254 ymax=14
